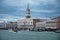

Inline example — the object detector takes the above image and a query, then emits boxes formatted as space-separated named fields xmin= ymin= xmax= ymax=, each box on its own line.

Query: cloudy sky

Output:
xmin=0 ymin=0 xmax=60 ymax=21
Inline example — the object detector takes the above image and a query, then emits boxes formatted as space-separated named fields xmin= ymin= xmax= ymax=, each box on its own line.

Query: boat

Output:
xmin=55 ymin=30 xmax=60 ymax=33
xmin=8 ymin=29 xmax=13 ymax=32
xmin=12 ymin=28 xmax=18 ymax=32
xmin=8 ymin=27 xmax=18 ymax=32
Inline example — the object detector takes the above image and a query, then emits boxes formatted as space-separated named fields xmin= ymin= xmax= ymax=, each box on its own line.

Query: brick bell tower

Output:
xmin=26 ymin=4 xmax=30 ymax=19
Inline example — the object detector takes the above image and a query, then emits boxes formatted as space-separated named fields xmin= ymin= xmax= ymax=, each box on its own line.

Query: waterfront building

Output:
xmin=35 ymin=19 xmax=58 ymax=30
xmin=17 ymin=19 xmax=33 ymax=29
xmin=57 ymin=19 xmax=60 ymax=29
xmin=17 ymin=4 xmax=40 ymax=29
xmin=53 ymin=16 xmax=60 ymax=29
xmin=6 ymin=22 xmax=17 ymax=28
xmin=36 ymin=22 xmax=46 ymax=28
xmin=45 ymin=20 xmax=57 ymax=29
xmin=0 ymin=20 xmax=6 ymax=28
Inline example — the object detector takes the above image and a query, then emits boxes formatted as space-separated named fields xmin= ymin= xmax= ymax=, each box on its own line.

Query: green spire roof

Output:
xmin=27 ymin=3 xmax=30 ymax=10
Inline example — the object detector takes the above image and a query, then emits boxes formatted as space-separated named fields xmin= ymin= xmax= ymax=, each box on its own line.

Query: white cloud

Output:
xmin=32 ymin=17 xmax=50 ymax=19
xmin=3 ymin=0 xmax=21 ymax=6
xmin=2 ymin=0 xmax=57 ymax=13
xmin=0 ymin=14 xmax=20 ymax=22
xmin=37 ymin=0 xmax=56 ymax=5
xmin=2 ymin=0 xmax=57 ymax=7
xmin=31 ymin=9 xmax=53 ymax=13
xmin=2 ymin=0 xmax=39 ymax=7
xmin=0 ymin=14 xmax=10 ymax=17
xmin=17 ymin=8 xmax=53 ymax=13
xmin=0 ymin=15 xmax=26 ymax=22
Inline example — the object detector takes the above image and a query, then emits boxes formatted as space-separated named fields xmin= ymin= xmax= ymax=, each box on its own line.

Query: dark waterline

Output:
xmin=0 ymin=30 xmax=60 ymax=40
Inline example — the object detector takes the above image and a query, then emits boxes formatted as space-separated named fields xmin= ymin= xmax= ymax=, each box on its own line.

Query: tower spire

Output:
xmin=26 ymin=3 xmax=30 ymax=19
xmin=27 ymin=3 xmax=29 ymax=9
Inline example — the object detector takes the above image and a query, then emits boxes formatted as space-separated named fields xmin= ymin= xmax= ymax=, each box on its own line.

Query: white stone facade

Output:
xmin=36 ymin=20 xmax=57 ymax=29
xmin=17 ymin=19 xmax=33 ymax=28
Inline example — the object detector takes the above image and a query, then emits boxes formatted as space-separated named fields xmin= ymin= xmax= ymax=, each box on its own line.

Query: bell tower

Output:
xmin=26 ymin=4 xmax=30 ymax=19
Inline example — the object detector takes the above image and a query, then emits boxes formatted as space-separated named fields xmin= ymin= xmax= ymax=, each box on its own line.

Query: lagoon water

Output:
xmin=0 ymin=30 xmax=60 ymax=40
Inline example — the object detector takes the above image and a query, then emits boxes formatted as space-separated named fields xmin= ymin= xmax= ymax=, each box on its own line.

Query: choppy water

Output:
xmin=0 ymin=30 xmax=60 ymax=40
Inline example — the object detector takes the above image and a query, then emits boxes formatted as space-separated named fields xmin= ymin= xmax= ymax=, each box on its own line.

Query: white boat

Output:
xmin=8 ymin=28 xmax=18 ymax=32
xmin=8 ymin=29 xmax=13 ymax=32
